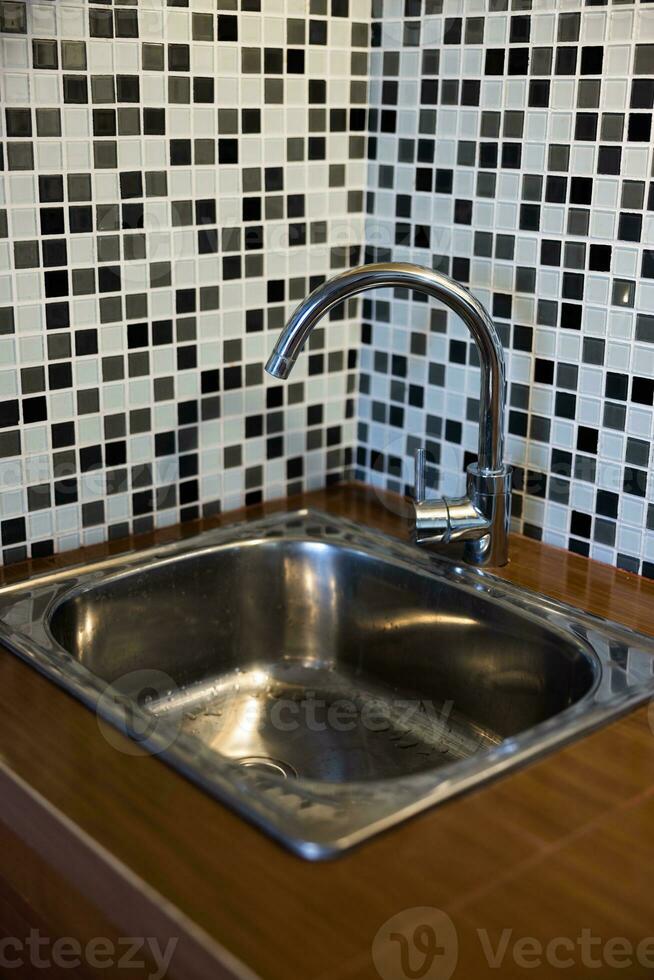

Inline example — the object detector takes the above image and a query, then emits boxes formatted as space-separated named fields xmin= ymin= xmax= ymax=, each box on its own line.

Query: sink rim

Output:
xmin=1 ymin=507 xmax=654 ymax=860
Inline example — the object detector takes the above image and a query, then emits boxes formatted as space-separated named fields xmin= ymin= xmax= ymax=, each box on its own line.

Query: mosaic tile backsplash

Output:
xmin=1 ymin=0 xmax=654 ymax=577
xmin=357 ymin=0 xmax=654 ymax=576
xmin=0 ymin=0 xmax=368 ymax=563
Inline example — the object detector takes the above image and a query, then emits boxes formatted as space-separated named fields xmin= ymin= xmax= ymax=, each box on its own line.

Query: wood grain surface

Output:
xmin=1 ymin=483 xmax=654 ymax=980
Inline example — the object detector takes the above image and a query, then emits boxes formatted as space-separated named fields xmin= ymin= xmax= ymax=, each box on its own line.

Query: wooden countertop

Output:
xmin=2 ymin=483 xmax=654 ymax=980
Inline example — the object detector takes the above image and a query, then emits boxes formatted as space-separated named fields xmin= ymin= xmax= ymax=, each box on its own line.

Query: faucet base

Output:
xmin=413 ymin=463 xmax=512 ymax=568
xmin=463 ymin=463 xmax=512 ymax=567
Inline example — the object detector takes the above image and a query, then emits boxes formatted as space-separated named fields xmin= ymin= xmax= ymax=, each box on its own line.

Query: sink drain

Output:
xmin=236 ymin=756 xmax=298 ymax=779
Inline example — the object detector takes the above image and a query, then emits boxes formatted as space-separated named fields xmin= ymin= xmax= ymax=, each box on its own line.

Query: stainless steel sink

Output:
xmin=2 ymin=509 xmax=654 ymax=859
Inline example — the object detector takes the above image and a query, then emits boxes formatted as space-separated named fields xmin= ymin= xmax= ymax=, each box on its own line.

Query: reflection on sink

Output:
xmin=2 ymin=510 xmax=654 ymax=858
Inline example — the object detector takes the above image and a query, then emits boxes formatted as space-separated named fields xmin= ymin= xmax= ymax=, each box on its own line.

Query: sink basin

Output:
xmin=2 ymin=509 xmax=654 ymax=858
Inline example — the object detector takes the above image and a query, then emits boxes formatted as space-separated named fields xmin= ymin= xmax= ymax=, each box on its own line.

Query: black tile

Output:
xmin=580 ymin=46 xmax=603 ymax=74
xmin=618 ymin=212 xmax=642 ymax=242
xmin=0 ymin=1 xmax=26 ymax=33
xmin=628 ymin=113 xmax=652 ymax=142
xmin=5 ymin=107 xmax=31 ymax=136
xmin=598 ymin=146 xmax=622 ymax=175
xmin=63 ymin=75 xmax=88 ymax=104
xmin=115 ymin=8 xmax=138 ymax=37
xmin=117 ymin=75 xmax=140 ymax=102
xmin=555 ymin=47 xmax=577 ymax=75
xmin=485 ymin=49 xmax=505 ymax=75
xmin=632 ymin=377 xmax=654 ymax=406
xmin=90 ymin=8 xmax=113 ymax=38
xmin=589 ymin=244 xmax=611 ymax=271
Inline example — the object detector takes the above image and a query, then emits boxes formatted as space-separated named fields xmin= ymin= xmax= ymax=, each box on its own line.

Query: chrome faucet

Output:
xmin=265 ymin=262 xmax=512 ymax=567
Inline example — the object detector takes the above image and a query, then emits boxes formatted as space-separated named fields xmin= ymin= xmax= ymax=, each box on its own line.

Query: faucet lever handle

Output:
xmin=414 ymin=448 xmax=426 ymax=504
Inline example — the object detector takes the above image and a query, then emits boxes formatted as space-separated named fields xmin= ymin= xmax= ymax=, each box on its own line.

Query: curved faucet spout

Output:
xmin=265 ymin=262 xmax=506 ymax=474
xmin=265 ymin=261 xmax=512 ymax=567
